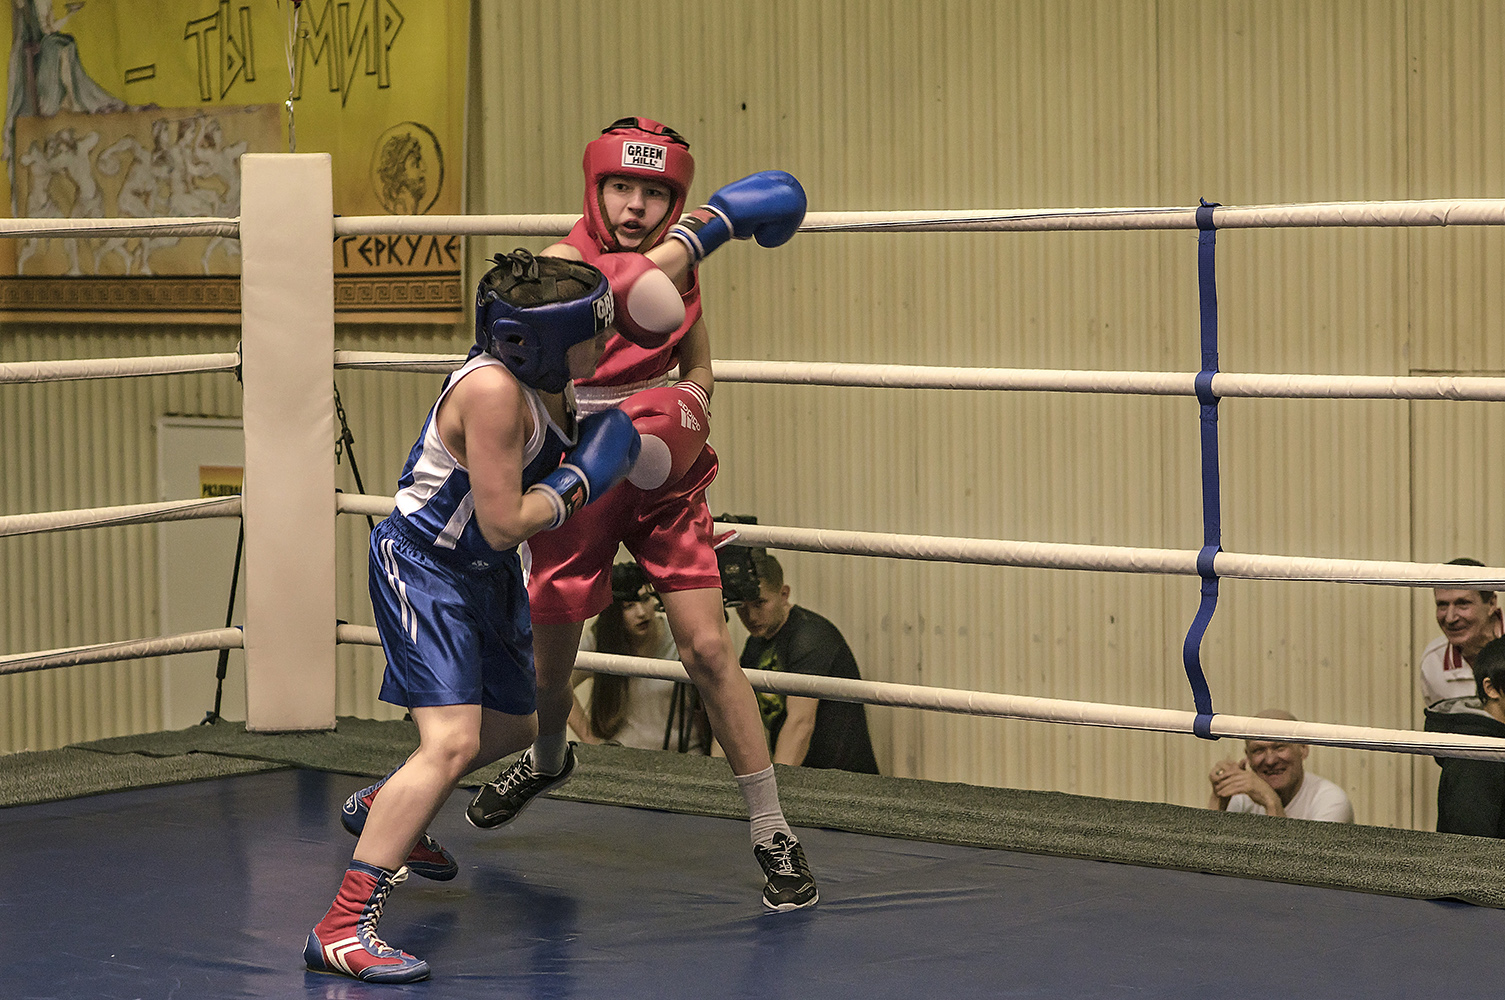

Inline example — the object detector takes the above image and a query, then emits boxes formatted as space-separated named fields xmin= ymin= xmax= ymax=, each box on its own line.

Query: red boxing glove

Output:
xmin=620 ymin=381 xmax=710 ymax=490
xmin=592 ymin=253 xmax=685 ymax=349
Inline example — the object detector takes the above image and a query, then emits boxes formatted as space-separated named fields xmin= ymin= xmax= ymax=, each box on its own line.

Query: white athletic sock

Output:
xmin=734 ymin=765 xmax=793 ymax=846
xmin=530 ymin=730 xmax=569 ymax=776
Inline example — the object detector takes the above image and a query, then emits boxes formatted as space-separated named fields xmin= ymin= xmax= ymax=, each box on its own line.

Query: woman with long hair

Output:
xmin=571 ymin=561 xmax=709 ymax=753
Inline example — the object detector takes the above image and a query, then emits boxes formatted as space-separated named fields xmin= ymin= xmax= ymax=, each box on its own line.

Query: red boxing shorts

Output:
xmin=525 ymin=444 xmax=721 ymax=624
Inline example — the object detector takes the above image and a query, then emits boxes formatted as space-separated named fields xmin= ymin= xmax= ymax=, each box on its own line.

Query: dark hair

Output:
xmin=751 ymin=552 xmax=784 ymax=591
xmin=1447 ymin=557 xmax=1496 ymax=603
xmin=587 ymin=563 xmax=656 ymax=740
xmin=1475 ymin=636 xmax=1505 ymax=702
xmin=610 ymin=561 xmax=652 ymax=604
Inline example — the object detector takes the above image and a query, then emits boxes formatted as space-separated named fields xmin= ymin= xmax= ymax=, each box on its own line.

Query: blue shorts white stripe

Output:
xmin=368 ymin=515 xmax=536 ymax=715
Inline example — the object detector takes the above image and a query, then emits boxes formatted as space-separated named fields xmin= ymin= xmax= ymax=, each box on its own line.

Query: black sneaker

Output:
xmin=466 ymin=744 xmax=576 ymax=829
xmin=753 ymin=832 xmax=818 ymax=911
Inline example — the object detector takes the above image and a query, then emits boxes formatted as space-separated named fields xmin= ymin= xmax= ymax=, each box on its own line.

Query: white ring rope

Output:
xmin=331 ymin=199 xmax=1505 ymax=238
xmin=717 ymin=522 xmax=1505 ymax=588
xmin=0 ymin=216 xmax=238 ymax=238
xmin=799 ymin=200 xmax=1505 ymax=232
xmin=0 ymin=352 xmax=240 ymax=385
xmin=334 ymin=350 xmax=465 ymax=374
xmin=0 ymin=496 xmax=242 ymax=538
xmin=334 ymin=214 xmax=578 ymax=237
xmin=336 ymin=624 xmax=382 ymax=646
xmin=337 ymin=493 xmax=396 ymax=518
xmin=331 ymin=626 xmax=1505 ymax=762
xmin=2 ymin=199 xmax=1497 ymax=243
xmin=331 ymin=495 xmax=1505 ymax=588
xmin=0 ymin=628 xmax=243 ymax=676
xmin=336 ymin=353 xmax=1505 ymax=403
xmin=0 ymin=500 xmax=242 ymax=671
xmin=714 ymin=361 xmax=1505 ymax=402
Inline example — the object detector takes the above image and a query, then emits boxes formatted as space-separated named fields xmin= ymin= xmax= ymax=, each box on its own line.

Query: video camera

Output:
xmin=714 ymin=513 xmax=764 ymax=607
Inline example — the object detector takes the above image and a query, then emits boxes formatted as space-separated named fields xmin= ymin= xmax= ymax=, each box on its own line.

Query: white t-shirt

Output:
xmin=574 ymin=626 xmax=703 ymax=752
xmin=1226 ymin=771 xmax=1354 ymax=823
xmin=1420 ymin=634 xmax=1480 ymax=707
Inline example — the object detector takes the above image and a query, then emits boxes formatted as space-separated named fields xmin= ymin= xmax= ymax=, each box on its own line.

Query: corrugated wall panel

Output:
xmin=0 ymin=325 xmax=242 ymax=751
xmin=0 ymin=322 xmax=458 ymax=750
xmin=1408 ymin=1 xmax=1505 ymax=373
xmin=467 ymin=0 xmax=1445 ymax=824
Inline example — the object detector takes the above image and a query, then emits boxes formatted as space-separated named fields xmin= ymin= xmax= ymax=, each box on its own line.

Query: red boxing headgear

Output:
xmin=582 ymin=117 xmax=695 ymax=252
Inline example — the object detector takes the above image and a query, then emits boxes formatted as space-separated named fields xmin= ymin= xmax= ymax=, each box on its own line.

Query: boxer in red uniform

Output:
xmin=467 ymin=117 xmax=818 ymax=911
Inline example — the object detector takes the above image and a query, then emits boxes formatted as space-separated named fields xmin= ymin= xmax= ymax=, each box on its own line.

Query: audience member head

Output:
xmin=1472 ymin=637 xmax=1505 ymax=722
xmin=736 ymin=552 xmax=793 ymax=640
xmin=1434 ymin=557 xmax=1499 ymax=658
xmin=588 ymin=562 xmax=664 ymax=740
xmin=593 ymin=562 xmax=662 ymax=654
xmin=1241 ymin=709 xmax=1309 ymax=803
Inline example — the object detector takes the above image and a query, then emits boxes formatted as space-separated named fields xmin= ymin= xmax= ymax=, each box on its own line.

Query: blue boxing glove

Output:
xmin=668 ymin=170 xmax=807 ymax=264
xmin=528 ymin=409 xmax=641 ymax=530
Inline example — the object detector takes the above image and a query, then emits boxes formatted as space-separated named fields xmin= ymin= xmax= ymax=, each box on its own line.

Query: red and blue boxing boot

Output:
xmin=342 ymin=774 xmax=459 ymax=881
xmin=305 ymin=861 xmax=429 ymax=983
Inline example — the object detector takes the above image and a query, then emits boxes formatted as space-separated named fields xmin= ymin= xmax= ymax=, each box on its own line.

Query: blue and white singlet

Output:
xmin=389 ymin=353 xmax=576 ymax=570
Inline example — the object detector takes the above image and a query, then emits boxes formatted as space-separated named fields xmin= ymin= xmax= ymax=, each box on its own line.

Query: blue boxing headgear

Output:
xmin=475 ymin=249 xmax=614 ymax=393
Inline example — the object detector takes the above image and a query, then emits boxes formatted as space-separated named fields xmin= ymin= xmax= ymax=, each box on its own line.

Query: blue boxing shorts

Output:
xmin=368 ymin=514 xmax=536 ymax=715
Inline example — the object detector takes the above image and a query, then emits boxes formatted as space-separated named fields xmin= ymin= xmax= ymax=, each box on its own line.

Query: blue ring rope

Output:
xmin=1182 ymin=199 xmax=1221 ymax=739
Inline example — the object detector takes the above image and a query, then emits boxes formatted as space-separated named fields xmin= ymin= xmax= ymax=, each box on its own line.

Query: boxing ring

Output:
xmin=7 ymin=155 xmax=1505 ymax=996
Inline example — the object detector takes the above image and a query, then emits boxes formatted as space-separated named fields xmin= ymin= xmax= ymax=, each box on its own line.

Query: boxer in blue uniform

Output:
xmin=304 ymin=250 xmax=642 ymax=984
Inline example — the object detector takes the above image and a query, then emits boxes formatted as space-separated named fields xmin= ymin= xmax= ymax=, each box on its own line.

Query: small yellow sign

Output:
xmin=199 ymin=465 xmax=243 ymax=498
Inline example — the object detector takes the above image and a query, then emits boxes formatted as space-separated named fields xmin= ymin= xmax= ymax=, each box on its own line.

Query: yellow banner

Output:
xmin=0 ymin=1 xmax=466 ymax=321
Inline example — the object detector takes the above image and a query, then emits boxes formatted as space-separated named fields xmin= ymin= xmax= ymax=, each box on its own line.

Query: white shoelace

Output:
xmin=361 ymin=867 xmax=409 ymax=955
xmin=762 ymin=839 xmax=798 ymax=876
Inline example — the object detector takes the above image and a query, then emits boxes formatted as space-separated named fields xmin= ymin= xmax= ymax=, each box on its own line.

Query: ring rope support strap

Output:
xmin=1181 ymin=199 xmax=1222 ymax=739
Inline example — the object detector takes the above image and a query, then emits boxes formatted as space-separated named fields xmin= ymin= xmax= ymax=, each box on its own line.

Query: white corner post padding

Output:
xmin=240 ymin=154 xmax=337 ymax=731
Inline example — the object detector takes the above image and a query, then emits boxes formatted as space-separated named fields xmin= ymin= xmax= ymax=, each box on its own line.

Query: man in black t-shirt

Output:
xmin=737 ymin=554 xmax=879 ymax=774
